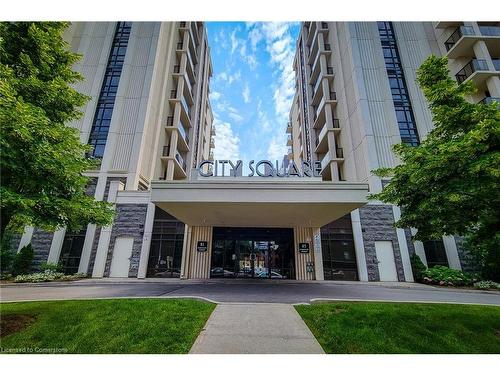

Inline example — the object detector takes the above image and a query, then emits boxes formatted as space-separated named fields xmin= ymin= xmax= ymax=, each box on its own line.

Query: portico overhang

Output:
xmin=150 ymin=179 xmax=369 ymax=227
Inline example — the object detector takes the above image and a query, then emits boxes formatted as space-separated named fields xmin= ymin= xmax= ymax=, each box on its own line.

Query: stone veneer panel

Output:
xmin=30 ymin=229 xmax=54 ymax=271
xmin=359 ymin=205 xmax=406 ymax=281
xmin=103 ymin=203 xmax=148 ymax=278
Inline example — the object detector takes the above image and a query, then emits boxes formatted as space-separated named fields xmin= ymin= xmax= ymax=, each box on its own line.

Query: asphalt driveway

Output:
xmin=1 ymin=279 xmax=500 ymax=305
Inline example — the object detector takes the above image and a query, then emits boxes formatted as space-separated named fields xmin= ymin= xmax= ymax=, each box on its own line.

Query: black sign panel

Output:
xmin=298 ymin=242 xmax=310 ymax=253
xmin=197 ymin=241 xmax=208 ymax=252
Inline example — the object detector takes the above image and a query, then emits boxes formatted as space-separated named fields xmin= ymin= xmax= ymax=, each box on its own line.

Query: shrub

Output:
xmin=473 ymin=280 xmax=500 ymax=290
xmin=12 ymin=243 xmax=34 ymax=276
xmin=410 ymin=253 xmax=427 ymax=282
xmin=0 ymin=233 xmax=16 ymax=276
xmin=422 ymin=266 xmax=478 ymax=287
xmin=13 ymin=270 xmax=87 ymax=283
xmin=40 ymin=261 xmax=64 ymax=273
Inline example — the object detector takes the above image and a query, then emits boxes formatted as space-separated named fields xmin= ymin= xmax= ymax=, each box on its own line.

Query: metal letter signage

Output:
xmin=197 ymin=241 xmax=208 ymax=252
xmin=197 ymin=159 xmax=322 ymax=178
xmin=298 ymin=242 xmax=310 ymax=254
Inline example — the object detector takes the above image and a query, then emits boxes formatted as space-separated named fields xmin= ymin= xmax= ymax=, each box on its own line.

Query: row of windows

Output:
xmin=88 ymin=22 xmax=132 ymax=158
xmin=377 ymin=22 xmax=420 ymax=147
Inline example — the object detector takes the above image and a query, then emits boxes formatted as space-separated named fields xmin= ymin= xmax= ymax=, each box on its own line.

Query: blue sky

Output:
xmin=206 ymin=22 xmax=300 ymax=166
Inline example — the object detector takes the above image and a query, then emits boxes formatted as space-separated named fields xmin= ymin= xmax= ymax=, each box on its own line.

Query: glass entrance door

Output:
xmin=211 ymin=228 xmax=295 ymax=279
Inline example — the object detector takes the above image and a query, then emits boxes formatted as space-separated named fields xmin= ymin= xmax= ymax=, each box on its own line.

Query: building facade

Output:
xmin=15 ymin=21 xmax=499 ymax=282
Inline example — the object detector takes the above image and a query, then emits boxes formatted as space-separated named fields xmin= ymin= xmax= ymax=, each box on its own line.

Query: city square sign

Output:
xmin=197 ymin=159 xmax=322 ymax=178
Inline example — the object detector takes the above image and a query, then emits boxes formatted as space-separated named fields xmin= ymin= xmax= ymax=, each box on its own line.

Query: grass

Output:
xmin=295 ymin=302 xmax=500 ymax=354
xmin=0 ymin=298 xmax=215 ymax=354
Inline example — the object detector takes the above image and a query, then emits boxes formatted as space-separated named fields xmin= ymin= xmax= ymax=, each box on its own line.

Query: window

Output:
xmin=377 ymin=22 xmax=420 ymax=147
xmin=321 ymin=215 xmax=358 ymax=280
xmin=423 ymin=240 xmax=449 ymax=268
xmin=59 ymin=230 xmax=87 ymax=274
xmin=87 ymin=22 xmax=132 ymax=158
xmin=146 ymin=208 xmax=185 ymax=278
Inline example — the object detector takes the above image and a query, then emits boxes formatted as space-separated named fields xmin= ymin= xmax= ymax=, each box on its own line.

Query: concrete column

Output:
xmin=392 ymin=206 xmax=414 ymax=282
xmin=486 ymin=76 xmax=500 ymax=97
xmin=350 ymin=209 xmax=368 ymax=281
xmin=17 ymin=226 xmax=34 ymax=252
xmin=472 ymin=40 xmax=493 ymax=69
xmin=411 ymin=228 xmax=428 ymax=266
xmin=443 ymin=235 xmax=462 ymax=270
xmin=78 ymin=224 xmax=96 ymax=274
xmin=180 ymin=224 xmax=192 ymax=279
xmin=137 ymin=202 xmax=156 ymax=278
xmin=312 ymin=227 xmax=324 ymax=280
xmin=92 ymin=180 xmax=123 ymax=278
xmin=47 ymin=229 xmax=66 ymax=264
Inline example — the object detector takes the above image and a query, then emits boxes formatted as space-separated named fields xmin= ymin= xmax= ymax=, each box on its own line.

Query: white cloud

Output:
xmin=228 ymin=112 xmax=244 ymax=123
xmin=268 ymin=135 xmax=288 ymax=161
xmin=210 ymin=91 xmax=221 ymax=101
xmin=242 ymin=82 xmax=250 ymax=104
xmin=213 ymin=119 xmax=241 ymax=161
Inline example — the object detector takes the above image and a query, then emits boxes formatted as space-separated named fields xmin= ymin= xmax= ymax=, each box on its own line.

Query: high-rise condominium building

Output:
xmin=288 ymin=21 xmax=499 ymax=281
xmin=14 ymin=21 xmax=499 ymax=282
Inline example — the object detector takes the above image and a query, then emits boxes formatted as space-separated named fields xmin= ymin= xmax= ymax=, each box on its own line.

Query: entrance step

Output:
xmin=189 ymin=303 xmax=325 ymax=354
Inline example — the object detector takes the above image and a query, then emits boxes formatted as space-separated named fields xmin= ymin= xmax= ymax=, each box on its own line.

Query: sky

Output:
xmin=206 ymin=22 xmax=300 ymax=167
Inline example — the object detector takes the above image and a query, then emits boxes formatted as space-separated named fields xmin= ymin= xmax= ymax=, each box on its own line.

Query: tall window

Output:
xmin=87 ymin=22 xmax=132 ymax=158
xmin=59 ymin=230 xmax=87 ymax=274
xmin=321 ymin=214 xmax=358 ymax=280
xmin=378 ymin=22 xmax=420 ymax=146
xmin=423 ymin=240 xmax=449 ymax=268
xmin=146 ymin=208 xmax=185 ymax=278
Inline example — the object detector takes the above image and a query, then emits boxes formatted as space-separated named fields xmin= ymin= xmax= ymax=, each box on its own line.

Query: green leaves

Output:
xmin=371 ymin=55 xmax=500 ymax=280
xmin=0 ymin=22 xmax=114 ymax=235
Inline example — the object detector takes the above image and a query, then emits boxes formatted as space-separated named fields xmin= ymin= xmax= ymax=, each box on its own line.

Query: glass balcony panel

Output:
xmin=479 ymin=26 xmax=500 ymax=36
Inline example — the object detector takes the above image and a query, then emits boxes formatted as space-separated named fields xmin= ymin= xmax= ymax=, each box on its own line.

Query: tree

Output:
xmin=371 ymin=55 xmax=500 ymax=281
xmin=0 ymin=22 xmax=114 ymax=238
xmin=12 ymin=243 xmax=34 ymax=275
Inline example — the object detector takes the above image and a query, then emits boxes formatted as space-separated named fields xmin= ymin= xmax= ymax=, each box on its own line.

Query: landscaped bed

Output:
xmin=295 ymin=302 xmax=500 ymax=354
xmin=0 ymin=298 xmax=215 ymax=354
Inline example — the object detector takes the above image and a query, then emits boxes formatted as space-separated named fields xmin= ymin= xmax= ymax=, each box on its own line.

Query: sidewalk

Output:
xmin=189 ymin=303 xmax=325 ymax=354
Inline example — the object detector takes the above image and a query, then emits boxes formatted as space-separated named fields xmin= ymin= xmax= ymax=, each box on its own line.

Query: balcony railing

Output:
xmin=320 ymin=22 xmax=328 ymax=30
xmin=455 ymin=59 xmax=489 ymax=84
xmin=173 ymin=65 xmax=180 ymax=74
xmin=180 ymin=21 xmax=187 ymax=28
xmin=326 ymin=67 xmax=333 ymax=75
xmin=492 ymin=59 xmax=500 ymax=71
xmin=444 ymin=25 xmax=475 ymax=51
xmin=336 ymin=147 xmax=344 ymax=158
xmin=166 ymin=116 xmax=173 ymax=126
xmin=175 ymin=152 xmax=187 ymax=171
xmin=170 ymin=90 xmax=178 ymax=99
xmin=178 ymin=122 xmax=189 ymax=145
xmin=479 ymin=25 xmax=500 ymax=36
xmin=177 ymin=42 xmax=183 ymax=50
xmin=163 ymin=145 xmax=171 ymax=157
xmin=332 ymin=119 xmax=340 ymax=128
xmin=324 ymin=44 xmax=331 ymax=51
xmin=329 ymin=91 xmax=337 ymax=100
xmin=479 ymin=97 xmax=500 ymax=105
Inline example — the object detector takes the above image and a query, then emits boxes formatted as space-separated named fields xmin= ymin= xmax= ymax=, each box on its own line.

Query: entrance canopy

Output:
xmin=150 ymin=179 xmax=369 ymax=227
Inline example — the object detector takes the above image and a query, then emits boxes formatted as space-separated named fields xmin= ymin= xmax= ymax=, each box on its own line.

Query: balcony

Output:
xmin=286 ymin=122 xmax=292 ymax=134
xmin=210 ymin=137 xmax=215 ymax=148
xmin=191 ymin=22 xmax=199 ymax=46
xmin=444 ymin=25 xmax=475 ymax=52
xmin=161 ymin=145 xmax=187 ymax=179
xmin=165 ymin=117 xmax=190 ymax=152
xmin=313 ymin=91 xmax=338 ymax=128
xmin=211 ymin=126 xmax=216 ymax=136
xmin=169 ymin=91 xmax=192 ymax=127
xmin=320 ymin=147 xmax=344 ymax=179
xmin=455 ymin=59 xmax=489 ymax=84
xmin=208 ymin=151 xmax=214 ymax=161
xmin=314 ymin=119 xmax=340 ymax=153
xmin=287 ymin=135 xmax=293 ymax=146
xmin=179 ymin=22 xmax=188 ymax=29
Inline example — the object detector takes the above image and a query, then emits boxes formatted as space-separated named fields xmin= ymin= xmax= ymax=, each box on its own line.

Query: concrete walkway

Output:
xmin=189 ymin=303 xmax=325 ymax=354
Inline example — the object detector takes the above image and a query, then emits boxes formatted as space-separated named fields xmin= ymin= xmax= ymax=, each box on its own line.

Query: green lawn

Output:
xmin=0 ymin=299 xmax=215 ymax=354
xmin=295 ymin=302 xmax=500 ymax=354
